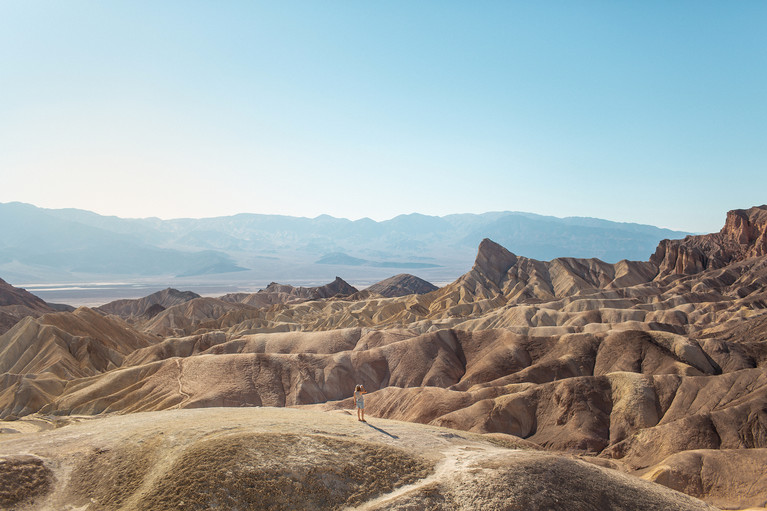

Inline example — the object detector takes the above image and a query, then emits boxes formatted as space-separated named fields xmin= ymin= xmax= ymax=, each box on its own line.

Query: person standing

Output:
xmin=354 ymin=384 xmax=367 ymax=422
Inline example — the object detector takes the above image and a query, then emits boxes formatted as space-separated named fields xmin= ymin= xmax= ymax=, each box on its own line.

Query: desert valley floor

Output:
xmin=2 ymin=206 xmax=767 ymax=510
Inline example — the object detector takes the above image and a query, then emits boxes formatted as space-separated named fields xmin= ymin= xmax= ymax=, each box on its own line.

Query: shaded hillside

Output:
xmin=0 ymin=278 xmax=50 ymax=310
xmin=220 ymin=277 xmax=357 ymax=308
xmin=140 ymin=298 xmax=258 ymax=338
xmin=0 ymin=307 xmax=157 ymax=417
xmin=98 ymin=288 xmax=201 ymax=319
xmin=0 ymin=277 xmax=57 ymax=335
xmin=366 ymin=274 xmax=438 ymax=297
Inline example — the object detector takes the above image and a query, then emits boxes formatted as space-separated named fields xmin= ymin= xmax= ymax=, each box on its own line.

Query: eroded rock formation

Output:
xmin=2 ymin=206 xmax=767 ymax=509
xmin=651 ymin=205 xmax=767 ymax=278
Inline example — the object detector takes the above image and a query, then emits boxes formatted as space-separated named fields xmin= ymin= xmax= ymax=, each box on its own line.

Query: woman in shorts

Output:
xmin=354 ymin=384 xmax=367 ymax=422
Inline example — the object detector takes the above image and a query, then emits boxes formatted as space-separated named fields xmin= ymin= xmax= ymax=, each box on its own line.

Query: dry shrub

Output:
xmin=138 ymin=433 xmax=432 ymax=510
xmin=442 ymin=454 xmax=709 ymax=511
xmin=477 ymin=432 xmax=544 ymax=451
xmin=0 ymin=455 xmax=52 ymax=507
xmin=66 ymin=439 xmax=158 ymax=509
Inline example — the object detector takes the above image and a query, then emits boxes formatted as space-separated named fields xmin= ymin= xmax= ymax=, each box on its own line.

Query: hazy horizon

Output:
xmin=1 ymin=200 xmax=696 ymax=306
xmin=1 ymin=199 xmax=709 ymax=231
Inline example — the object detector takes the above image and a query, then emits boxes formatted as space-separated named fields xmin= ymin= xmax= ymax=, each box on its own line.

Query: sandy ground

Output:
xmin=0 ymin=407 xmax=720 ymax=511
xmin=0 ymin=407 xmax=506 ymax=510
xmin=0 ymin=407 xmax=494 ymax=463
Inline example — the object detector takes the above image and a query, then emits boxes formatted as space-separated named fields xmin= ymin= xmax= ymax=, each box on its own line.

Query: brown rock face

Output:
xmin=641 ymin=448 xmax=767 ymax=510
xmin=0 ymin=278 xmax=49 ymax=309
xmin=366 ymin=274 xmax=438 ymax=298
xmin=0 ymin=278 xmax=56 ymax=335
xmin=98 ymin=288 xmax=201 ymax=319
xmin=724 ymin=206 xmax=767 ymax=258
xmin=651 ymin=205 xmax=767 ymax=278
xmin=473 ymin=238 xmax=518 ymax=288
xmin=0 ymin=455 xmax=52 ymax=508
xmin=221 ymin=277 xmax=358 ymax=308
xmin=314 ymin=276 xmax=359 ymax=298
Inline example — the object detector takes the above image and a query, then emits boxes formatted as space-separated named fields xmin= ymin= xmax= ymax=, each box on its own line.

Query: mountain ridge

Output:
xmin=0 ymin=201 xmax=691 ymax=286
xmin=0 ymin=277 xmax=58 ymax=334
xmin=97 ymin=288 xmax=202 ymax=319
xmin=366 ymin=274 xmax=439 ymax=298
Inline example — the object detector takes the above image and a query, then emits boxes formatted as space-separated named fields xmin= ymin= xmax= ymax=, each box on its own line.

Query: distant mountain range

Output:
xmin=0 ymin=201 xmax=691 ymax=285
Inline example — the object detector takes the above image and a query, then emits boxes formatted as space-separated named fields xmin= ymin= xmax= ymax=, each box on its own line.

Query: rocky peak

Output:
xmin=0 ymin=277 xmax=55 ymax=334
xmin=367 ymin=274 xmax=438 ymax=298
xmin=0 ymin=277 xmax=51 ymax=310
xmin=259 ymin=278 xmax=357 ymax=300
xmin=98 ymin=287 xmax=201 ymax=318
xmin=721 ymin=206 xmax=767 ymax=257
xmin=651 ymin=205 xmax=767 ymax=278
xmin=159 ymin=287 xmax=201 ymax=300
xmin=316 ymin=277 xmax=358 ymax=298
xmin=472 ymin=238 xmax=518 ymax=286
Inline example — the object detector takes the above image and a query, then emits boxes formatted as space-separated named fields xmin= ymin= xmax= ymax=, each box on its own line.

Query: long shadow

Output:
xmin=365 ymin=422 xmax=399 ymax=439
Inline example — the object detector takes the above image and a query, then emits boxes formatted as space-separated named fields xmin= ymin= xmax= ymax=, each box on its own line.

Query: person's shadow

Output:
xmin=365 ymin=421 xmax=399 ymax=439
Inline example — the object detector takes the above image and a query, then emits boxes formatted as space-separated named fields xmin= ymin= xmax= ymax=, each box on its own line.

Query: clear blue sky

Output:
xmin=1 ymin=1 xmax=765 ymax=232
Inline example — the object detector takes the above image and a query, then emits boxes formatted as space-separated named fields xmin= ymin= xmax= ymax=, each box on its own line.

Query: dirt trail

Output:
xmin=351 ymin=443 xmax=513 ymax=510
xmin=174 ymin=358 xmax=191 ymax=408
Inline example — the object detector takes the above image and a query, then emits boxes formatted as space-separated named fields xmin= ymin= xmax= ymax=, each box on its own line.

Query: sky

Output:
xmin=1 ymin=2 xmax=765 ymax=233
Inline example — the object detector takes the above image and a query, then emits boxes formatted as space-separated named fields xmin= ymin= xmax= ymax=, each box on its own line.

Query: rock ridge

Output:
xmin=366 ymin=274 xmax=438 ymax=298
xmin=651 ymin=205 xmax=767 ymax=278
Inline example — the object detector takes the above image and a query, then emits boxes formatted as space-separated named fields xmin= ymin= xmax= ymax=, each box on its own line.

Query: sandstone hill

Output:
xmin=2 ymin=206 xmax=767 ymax=509
xmin=0 ymin=278 xmax=50 ymax=311
xmin=0 ymin=278 xmax=59 ymax=335
xmin=0 ymin=408 xmax=716 ymax=511
xmin=97 ymin=288 xmax=201 ymax=319
xmin=365 ymin=273 xmax=438 ymax=297
xmin=220 ymin=277 xmax=358 ymax=307
xmin=0 ymin=307 xmax=157 ymax=418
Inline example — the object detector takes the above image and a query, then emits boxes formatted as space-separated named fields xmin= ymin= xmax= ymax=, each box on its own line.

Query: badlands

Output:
xmin=1 ymin=206 xmax=767 ymax=510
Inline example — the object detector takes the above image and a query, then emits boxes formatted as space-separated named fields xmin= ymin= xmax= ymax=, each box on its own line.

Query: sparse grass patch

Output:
xmin=0 ymin=455 xmax=52 ymax=507
xmin=66 ymin=439 xmax=158 ymax=509
xmin=138 ymin=433 xmax=432 ymax=510
xmin=475 ymin=432 xmax=544 ymax=450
